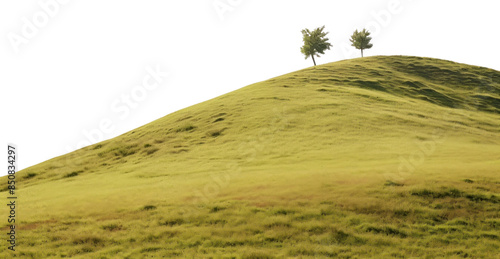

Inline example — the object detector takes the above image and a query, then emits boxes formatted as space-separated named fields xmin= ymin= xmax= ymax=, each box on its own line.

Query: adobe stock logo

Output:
xmin=7 ymin=0 xmax=70 ymax=53
xmin=383 ymin=128 xmax=447 ymax=183
xmin=64 ymin=64 xmax=169 ymax=154
xmin=213 ymin=0 xmax=243 ymax=21
xmin=340 ymin=0 xmax=411 ymax=58
xmin=180 ymin=107 xmax=291 ymax=222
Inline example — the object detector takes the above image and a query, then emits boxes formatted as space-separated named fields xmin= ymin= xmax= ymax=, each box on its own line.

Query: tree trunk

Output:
xmin=361 ymin=49 xmax=364 ymax=58
xmin=311 ymin=55 xmax=317 ymax=66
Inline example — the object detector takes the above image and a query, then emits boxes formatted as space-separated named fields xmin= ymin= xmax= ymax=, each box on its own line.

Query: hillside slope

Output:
xmin=2 ymin=56 xmax=500 ymax=258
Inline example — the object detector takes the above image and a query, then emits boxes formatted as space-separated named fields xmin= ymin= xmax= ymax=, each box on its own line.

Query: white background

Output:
xmin=1 ymin=0 xmax=499 ymax=175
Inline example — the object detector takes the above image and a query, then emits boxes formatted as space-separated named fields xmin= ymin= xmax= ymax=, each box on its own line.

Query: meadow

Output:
xmin=1 ymin=56 xmax=499 ymax=258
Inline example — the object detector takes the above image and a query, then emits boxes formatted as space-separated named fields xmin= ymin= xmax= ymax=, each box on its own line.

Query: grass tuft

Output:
xmin=142 ymin=205 xmax=157 ymax=211
xmin=364 ymin=225 xmax=407 ymax=238
xmin=72 ymin=236 xmax=104 ymax=246
xmin=23 ymin=172 xmax=37 ymax=179
xmin=272 ymin=208 xmax=295 ymax=215
xmin=385 ymin=180 xmax=404 ymax=186
xmin=101 ymin=224 xmax=122 ymax=231
xmin=410 ymin=188 xmax=463 ymax=198
xmin=176 ymin=124 xmax=196 ymax=132
xmin=209 ymin=206 xmax=225 ymax=213
xmin=159 ymin=218 xmax=184 ymax=226
xmin=145 ymin=148 xmax=159 ymax=155
xmin=64 ymin=171 xmax=83 ymax=178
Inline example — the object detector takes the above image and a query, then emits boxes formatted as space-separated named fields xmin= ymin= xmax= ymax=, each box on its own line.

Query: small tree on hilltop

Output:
xmin=300 ymin=26 xmax=332 ymax=66
xmin=350 ymin=28 xmax=373 ymax=58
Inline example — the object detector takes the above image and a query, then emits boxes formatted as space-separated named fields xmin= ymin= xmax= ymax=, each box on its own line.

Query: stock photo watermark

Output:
xmin=384 ymin=128 xmax=447 ymax=182
xmin=180 ymin=107 xmax=291 ymax=220
xmin=7 ymin=0 xmax=70 ymax=53
xmin=384 ymin=75 xmax=494 ymax=183
xmin=340 ymin=0 xmax=411 ymax=59
xmin=6 ymin=144 xmax=18 ymax=252
xmin=213 ymin=0 xmax=243 ymax=21
xmin=64 ymin=64 xmax=169 ymax=155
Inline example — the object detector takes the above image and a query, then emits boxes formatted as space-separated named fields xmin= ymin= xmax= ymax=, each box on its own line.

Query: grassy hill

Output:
xmin=2 ymin=56 xmax=499 ymax=258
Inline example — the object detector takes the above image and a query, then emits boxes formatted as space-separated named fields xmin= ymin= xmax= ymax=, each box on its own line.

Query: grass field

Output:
xmin=1 ymin=56 xmax=499 ymax=258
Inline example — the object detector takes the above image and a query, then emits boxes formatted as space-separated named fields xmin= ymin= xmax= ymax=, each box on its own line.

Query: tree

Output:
xmin=300 ymin=26 xmax=332 ymax=66
xmin=350 ymin=29 xmax=373 ymax=57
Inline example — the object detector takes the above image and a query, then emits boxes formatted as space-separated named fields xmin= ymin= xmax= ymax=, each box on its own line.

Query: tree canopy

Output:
xmin=300 ymin=26 xmax=332 ymax=66
xmin=350 ymin=29 xmax=373 ymax=57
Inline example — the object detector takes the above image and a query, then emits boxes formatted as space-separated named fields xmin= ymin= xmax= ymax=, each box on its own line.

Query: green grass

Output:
xmin=1 ymin=56 xmax=499 ymax=258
